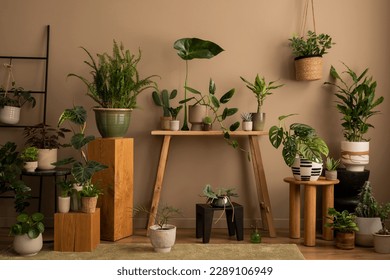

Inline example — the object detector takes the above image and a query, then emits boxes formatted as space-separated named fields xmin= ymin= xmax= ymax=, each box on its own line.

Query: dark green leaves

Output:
xmin=174 ymin=38 xmax=224 ymax=60
xmin=289 ymin=30 xmax=334 ymax=57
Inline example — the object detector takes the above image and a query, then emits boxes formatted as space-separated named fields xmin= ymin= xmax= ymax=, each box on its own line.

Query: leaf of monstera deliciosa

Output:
xmin=173 ymin=38 xmax=224 ymax=60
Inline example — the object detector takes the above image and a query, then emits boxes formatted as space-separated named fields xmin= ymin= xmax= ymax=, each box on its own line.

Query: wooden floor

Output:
xmin=1 ymin=227 xmax=389 ymax=260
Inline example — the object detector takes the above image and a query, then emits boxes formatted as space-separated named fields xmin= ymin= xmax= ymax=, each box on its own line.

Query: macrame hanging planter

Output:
xmin=0 ymin=63 xmax=21 ymax=124
xmin=292 ymin=0 xmax=329 ymax=81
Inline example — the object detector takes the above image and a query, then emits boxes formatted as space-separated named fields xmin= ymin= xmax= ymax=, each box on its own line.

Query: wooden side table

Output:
xmin=150 ymin=130 xmax=276 ymax=237
xmin=284 ymin=176 xmax=339 ymax=246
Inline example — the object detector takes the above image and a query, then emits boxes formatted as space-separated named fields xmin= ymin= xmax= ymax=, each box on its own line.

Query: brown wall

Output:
xmin=1 ymin=0 xmax=389 ymax=228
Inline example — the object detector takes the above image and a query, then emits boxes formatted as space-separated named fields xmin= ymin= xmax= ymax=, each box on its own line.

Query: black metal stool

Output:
xmin=196 ymin=202 xmax=244 ymax=243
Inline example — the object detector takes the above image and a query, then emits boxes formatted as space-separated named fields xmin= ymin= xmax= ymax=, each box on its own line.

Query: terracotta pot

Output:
xmin=81 ymin=196 xmax=98 ymax=213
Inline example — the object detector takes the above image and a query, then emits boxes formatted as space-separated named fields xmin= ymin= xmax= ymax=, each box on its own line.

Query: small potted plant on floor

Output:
xmin=289 ymin=30 xmax=334 ymax=81
xmin=241 ymin=112 xmax=253 ymax=131
xmin=240 ymin=74 xmax=284 ymax=130
xmin=323 ymin=63 xmax=384 ymax=172
xmin=19 ymin=146 xmax=39 ymax=172
xmin=201 ymin=184 xmax=238 ymax=208
xmin=68 ymin=40 xmax=158 ymax=138
xmin=9 ymin=212 xmax=45 ymax=256
xmin=134 ymin=204 xmax=181 ymax=253
xmin=269 ymin=114 xmax=329 ymax=181
xmin=168 ymin=105 xmax=183 ymax=131
xmin=373 ymin=201 xmax=390 ymax=253
xmin=152 ymin=89 xmax=178 ymax=130
xmin=324 ymin=157 xmax=340 ymax=180
xmin=325 ymin=207 xmax=359 ymax=250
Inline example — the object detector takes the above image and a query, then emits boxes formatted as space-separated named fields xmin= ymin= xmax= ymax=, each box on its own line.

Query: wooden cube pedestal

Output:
xmin=54 ymin=208 xmax=100 ymax=252
xmin=88 ymin=138 xmax=134 ymax=241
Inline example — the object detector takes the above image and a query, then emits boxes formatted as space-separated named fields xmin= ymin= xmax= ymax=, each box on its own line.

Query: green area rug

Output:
xmin=0 ymin=243 xmax=304 ymax=260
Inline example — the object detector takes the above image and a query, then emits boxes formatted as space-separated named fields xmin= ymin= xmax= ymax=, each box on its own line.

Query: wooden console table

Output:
xmin=149 ymin=130 xmax=276 ymax=237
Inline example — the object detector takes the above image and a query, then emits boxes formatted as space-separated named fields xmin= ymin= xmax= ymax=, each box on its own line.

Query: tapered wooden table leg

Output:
xmin=148 ymin=135 xmax=171 ymax=231
xmin=304 ymin=184 xmax=317 ymax=246
xmin=289 ymin=183 xmax=301 ymax=239
xmin=322 ymin=184 xmax=334 ymax=241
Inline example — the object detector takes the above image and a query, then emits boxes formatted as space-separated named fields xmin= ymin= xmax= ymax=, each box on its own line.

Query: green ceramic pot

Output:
xmin=93 ymin=108 xmax=132 ymax=138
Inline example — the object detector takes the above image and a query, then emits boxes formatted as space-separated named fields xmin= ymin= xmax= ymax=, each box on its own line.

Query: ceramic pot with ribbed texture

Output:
xmin=93 ymin=108 xmax=132 ymax=138
xmin=0 ymin=106 xmax=21 ymax=124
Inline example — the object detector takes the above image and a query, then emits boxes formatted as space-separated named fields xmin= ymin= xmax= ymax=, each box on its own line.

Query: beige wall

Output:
xmin=1 ymin=0 xmax=389 ymax=228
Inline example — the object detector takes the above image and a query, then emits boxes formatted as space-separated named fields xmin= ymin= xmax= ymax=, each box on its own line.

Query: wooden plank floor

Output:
xmin=1 ymin=227 xmax=389 ymax=260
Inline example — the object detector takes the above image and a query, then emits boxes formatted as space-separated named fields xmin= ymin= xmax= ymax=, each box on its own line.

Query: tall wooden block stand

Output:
xmin=54 ymin=209 xmax=100 ymax=252
xmin=88 ymin=138 xmax=134 ymax=241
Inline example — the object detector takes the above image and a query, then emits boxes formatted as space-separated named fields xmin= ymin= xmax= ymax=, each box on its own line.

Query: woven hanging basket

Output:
xmin=294 ymin=56 xmax=323 ymax=81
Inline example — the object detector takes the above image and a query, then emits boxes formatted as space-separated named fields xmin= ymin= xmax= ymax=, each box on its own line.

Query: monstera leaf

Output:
xmin=173 ymin=38 xmax=224 ymax=60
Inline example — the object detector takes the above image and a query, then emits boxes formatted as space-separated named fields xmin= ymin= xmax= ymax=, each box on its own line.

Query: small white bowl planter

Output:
xmin=13 ymin=233 xmax=43 ymax=256
xmin=149 ymin=224 xmax=176 ymax=253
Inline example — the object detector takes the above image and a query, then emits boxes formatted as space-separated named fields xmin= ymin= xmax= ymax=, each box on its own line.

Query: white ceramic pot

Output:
xmin=149 ymin=224 xmax=176 ymax=253
xmin=242 ymin=121 xmax=253 ymax=131
xmin=38 ymin=148 xmax=58 ymax=170
xmin=373 ymin=233 xmax=390 ymax=253
xmin=341 ymin=141 xmax=369 ymax=172
xmin=23 ymin=161 xmax=38 ymax=172
xmin=291 ymin=157 xmax=323 ymax=181
xmin=169 ymin=120 xmax=180 ymax=131
xmin=58 ymin=196 xmax=71 ymax=213
xmin=355 ymin=217 xmax=382 ymax=247
xmin=13 ymin=233 xmax=43 ymax=256
xmin=0 ymin=105 xmax=21 ymax=125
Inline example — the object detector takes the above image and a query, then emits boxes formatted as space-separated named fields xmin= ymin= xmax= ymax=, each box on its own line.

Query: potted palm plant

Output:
xmin=68 ymin=40 xmax=158 ymax=138
xmin=354 ymin=181 xmax=382 ymax=247
xmin=53 ymin=105 xmax=107 ymax=213
xmin=19 ymin=146 xmax=39 ymax=172
xmin=134 ymin=204 xmax=181 ymax=253
xmin=324 ymin=63 xmax=384 ymax=172
xmin=240 ymin=74 xmax=284 ymax=130
xmin=9 ymin=212 xmax=45 ymax=256
xmin=325 ymin=207 xmax=359 ymax=250
xmin=269 ymin=114 xmax=329 ymax=181
xmin=173 ymin=37 xmax=224 ymax=130
xmin=289 ymin=30 xmax=334 ymax=81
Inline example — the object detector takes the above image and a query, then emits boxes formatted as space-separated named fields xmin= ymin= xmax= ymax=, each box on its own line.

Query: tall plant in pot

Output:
xmin=269 ymin=114 xmax=329 ymax=181
xmin=240 ymin=74 xmax=284 ymax=131
xmin=134 ymin=204 xmax=181 ymax=253
xmin=324 ymin=63 xmax=384 ymax=172
xmin=174 ymin=37 xmax=224 ymax=130
xmin=354 ymin=181 xmax=382 ymax=247
xmin=53 ymin=106 xmax=107 ymax=213
xmin=289 ymin=30 xmax=334 ymax=81
xmin=68 ymin=40 xmax=158 ymax=138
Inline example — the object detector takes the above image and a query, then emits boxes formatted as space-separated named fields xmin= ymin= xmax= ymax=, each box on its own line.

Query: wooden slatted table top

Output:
xmin=151 ymin=130 xmax=268 ymax=136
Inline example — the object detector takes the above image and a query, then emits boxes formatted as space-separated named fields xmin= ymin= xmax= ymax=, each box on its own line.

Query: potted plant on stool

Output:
xmin=9 ymin=212 xmax=45 ymax=256
xmin=325 ymin=207 xmax=359 ymax=250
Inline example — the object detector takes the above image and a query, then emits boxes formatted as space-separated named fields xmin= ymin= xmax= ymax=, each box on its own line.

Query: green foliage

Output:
xmin=68 ymin=40 xmax=157 ymax=109
xmin=354 ymin=181 xmax=379 ymax=218
xmin=289 ymin=30 xmax=334 ymax=58
xmin=9 ymin=212 xmax=45 ymax=239
xmin=325 ymin=157 xmax=340 ymax=171
xmin=19 ymin=146 xmax=39 ymax=162
xmin=80 ymin=182 xmax=103 ymax=198
xmin=325 ymin=208 xmax=359 ymax=233
xmin=240 ymin=75 xmax=284 ymax=113
xmin=377 ymin=203 xmax=390 ymax=235
xmin=152 ymin=89 xmax=178 ymax=117
xmin=324 ymin=63 xmax=384 ymax=141
xmin=173 ymin=37 xmax=224 ymax=130
xmin=0 ymin=83 xmax=36 ymax=108
xmin=182 ymin=78 xmax=240 ymax=149
xmin=203 ymin=116 xmax=212 ymax=125
xmin=23 ymin=123 xmax=70 ymax=149
xmin=269 ymin=115 xmax=329 ymax=166
xmin=134 ymin=205 xmax=181 ymax=230
xmin=0 ymin=142 xmax=31 ymax=213
xmin=202 ymin=184 xmax=238 ymax=204
xmin=168 ymin=105 xmax=183 ymax=120
xmin=58 ymin=180 xmax=73 ymax=197
xmin=53 ymin=106 xmax=107 ymax=186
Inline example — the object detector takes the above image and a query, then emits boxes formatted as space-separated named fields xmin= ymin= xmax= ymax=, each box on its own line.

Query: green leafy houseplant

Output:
xmin=0 ymin=142 xmax=31 ymax=213
xmin=9 ymin=212 xmax=45 ymax=239
xmin=174 ymin=37 xmax=224 ymax=130
xmin=80 ymin=182 xmax=103 ymax=198
xmin=201 ymin=184 xmax=238 ymax=206
xmin=152 ymin=89 xmax=178 ymax=118
xmin=53 ymin=106 xmax=107 ymax=186
xmin=324 ymin=63 xmax=384 ymax=142
xmin=289 ymin=30 xmax=334 ymax=58
xmin=376 ymin=203 xmax=390 ymax=235
xmin=134 ymin=205 xmax=181 ymax=230
xmin=19 ymin=146 xmax=39 ymax=162
xmin=240 ymin=75 xmax=284 ymax=114
xmin=68 ymin=40 xmax=157 ymax=109
xmin=58 ymin=181 xmax=73 ymax=198
xmin=168 ymin=105 xmax=183 ymax=121
xmin=0 ymin=85 xmax=36 ymax=109
xmin=325 ymin=157 xmax=340 ymax=171
xmin=23 ymin=123 xmax=70 ymax=149
xmin=269 ymin=114 xmax=329 ymax=167
xmin=325 ymin=208 xmax=359 ymax=233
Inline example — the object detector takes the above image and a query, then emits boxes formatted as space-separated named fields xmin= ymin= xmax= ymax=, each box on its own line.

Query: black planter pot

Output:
xmin=334 ymin=168 xmax=370 ymax=213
